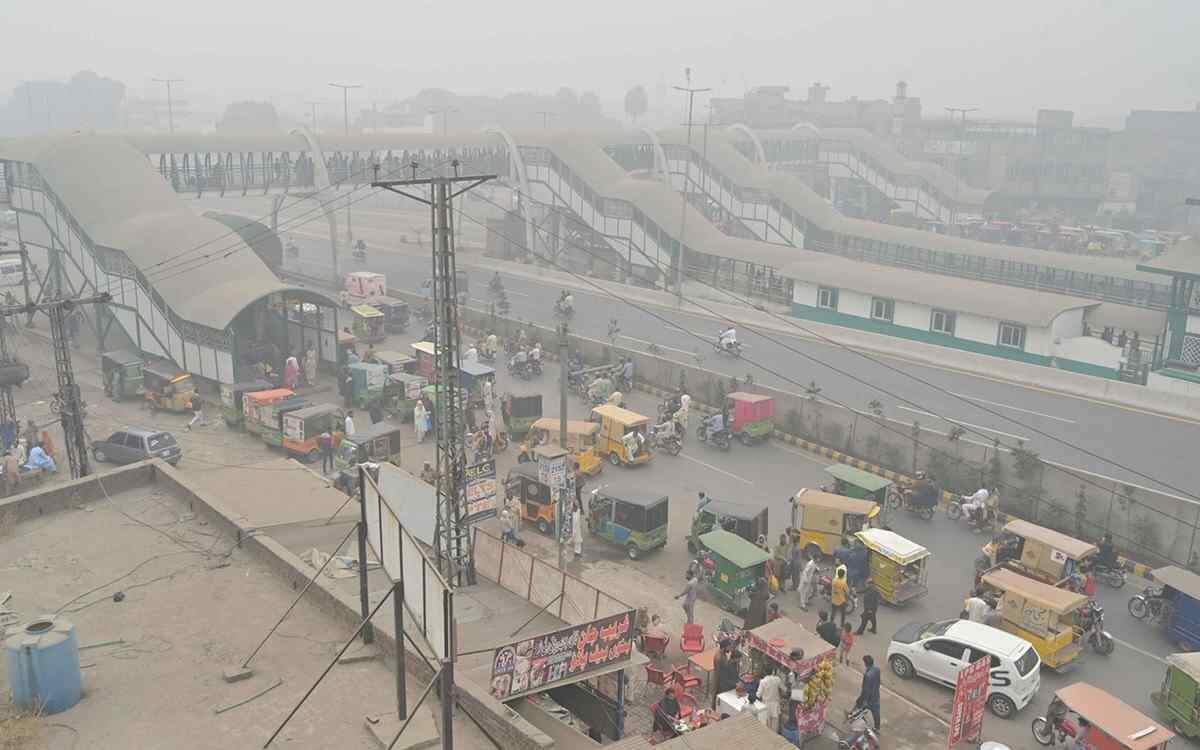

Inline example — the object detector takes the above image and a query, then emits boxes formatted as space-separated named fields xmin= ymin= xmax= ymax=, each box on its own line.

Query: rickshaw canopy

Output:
xmin=350 ymin=304 xmax=384 ymax=319
xmin=855 ymin=528 xmax=929 ymax=565
xmin=1002 ymin=519 xmax=1098 ymax=560
xmin=372 ymin=350 xmax=413 ymax=372
xmin=727 ymin=391 xmax=772 ymax=405
xmin=793 ymin=488 xmax=880 ymax=517
xmin=1152 ymin=566 xmax=1200 ymax=600
xmin=699 ymin=529 xmax=770 ymax=569
xmin=699 ymin=497 xmax=769 ymax=523
xmin=100 ymin=349 xmax=143 ymax=367
xmin=142 ymin=360 xmax=191 ymax=384
xmin=341 ymin=420 xmax=401 ymax=447
xmin=244 ymin=388 xmax=297 ymax=404
xmin=591 ymin=403 xmax=649 ymax=427
xmin=825 ymin=464 xmax=893 ymax=493
xmin=982 ymin=567 xmax=1087 ymax=614
xmin=1165 ymin=652 xmax=1200 ymax=683
xmin=1053 ymin=682 xmax=1174 ymax=750
xmin=531 ymin=417 xmax=599 ymax=437
xmin=411 ymin=341 xmax=436 ymax=358
xmin=459 ymin=360 xmax=495 ymax=379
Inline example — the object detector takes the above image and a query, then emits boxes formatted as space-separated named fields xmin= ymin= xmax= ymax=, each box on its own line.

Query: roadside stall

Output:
xmin=520 ymin=418 xmax=603 ymax=476
xmin=855 ymin=528 xmax=930 ymax=605
xmin=981 ymin=567 xmax=1086 ymax=671
xmin=981 ymin=519 xmax=1098 ymax=586
xmin=349 ymin=304 xmax=386 ymax=343
xmin=742 ymin=618 xmax=837 ymax=745
xmin=348 ymin=362 xmax=389 ymax=408
xmin=1138 ymin=567 xmax=1200 ymax=652
xmin=825 ymin=464 xmax=893 ymax=506
xmin=696 ymin=528 xmax=770 ymax=614
xmin=725 ymin=392 xmax=774 ymax=445
xmin=142 ymin=360 xmax=197 ymax=413
xmin=586 ymin=486 xmax=669 ymax=560
xmin=503 ymin=394 xmax=544 ymax=441
xmin=1153 ymin=652 xmax=1200 ymax=740
xmin=590 ymin=404 xmax=653 ymax=467
xmin=790 ymin=488 xmax=881 ymax=559
xmin=219 ymin=379 xmax=273 ymax=428
xmin=282 ymin=404 xmax=344 ymax=461
xmin=687 ymin=497 xmax=769 ymax=553
xmin=100 ymin=350 xmax=144 ymax=401
xmin=241 ymin=388 xmax=301 ymax=436
xmin=1034 ymin=682 xmax=1174 ymax=749
xmin=411 ymin=341 xmax=436 ymax=380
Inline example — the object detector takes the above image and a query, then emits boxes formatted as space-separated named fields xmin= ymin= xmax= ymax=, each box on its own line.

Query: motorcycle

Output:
xmin=945 ymin=498 xmax=999 ymax=532
xmin=695 ymin=421 xmax=732 ymax=451
xmin=1128 ymin=584 xmax=1171 ymax=621
xmin=352 ymin=240 xmax=367 ymax=263
xmin=1031 ymin=702 xmax=1078 ymax=747
xmin=528 ymin=358 xmax=544 ymax=377
xmin=1093 ymin=563 xmax=1128 ymax=589
xmin=836 ymin=706 xmax=880 ymax=750
xmin=818 ymin=573 xmax=858 ymax=615
xmin=648 ymin=422 xmax=682 ymax=456
xmin=714 ymin=338 xmax=743 ymax=358
xmin=507 ymin=355 xmax=533 ymax=381
xmin=885 ymin=487 xmax=935 ymax=521
xmin=554 ymin=299 xmax=574 ymax=320
xmin=1077 ymin=599 xmax=1114 ymax=655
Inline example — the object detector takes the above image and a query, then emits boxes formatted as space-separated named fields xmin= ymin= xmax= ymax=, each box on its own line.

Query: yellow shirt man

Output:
xmin=831 ymin=575 xmax=848 ymax=607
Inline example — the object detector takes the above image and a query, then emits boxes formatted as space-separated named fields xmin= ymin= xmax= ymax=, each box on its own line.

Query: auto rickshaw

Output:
xmin=99 ymin=350 xmax=145 ymax=401
xmin=1153 ymin=652 xmax=1200 ymax=739
xmin=519 ymin=417 xmax=604 ymax=476
xmin=369 ymin=349 xmax=415 ymax=375
xmin=381 ymin=372 xmax=427 ymax=421
xmin=590 ymin=404 xmax=653 ymax=467
xmin=687 ymin=496 xmax=769 ymax=553
xmin=334 ymin=421 xmax=402 ymax=473
xmin=411 ymin=341 xmax=436 ymax=380
xmin=790 ymin=487 xmax=882 ymax=559
xmin=241 ymin=388 xmax=301 ymax=436
xmin=337 ymin=330 xmax=358 ymax=364
xmin=504 ymin=394 xmax=544 ymax=441
xmin=220 ymin=379 xmax=273 ymax=428
xmin=855 ymin=528 xmax=930 ymax=605
xmin=825 ymin=463 xmax=894 ymax=506
xmin=281 ymin=404 xmax=344 ymax=461
xmin=368 ymin=297 xmax=409 ymax=333
xmin=587 ymin=486 xmax=669 ymax=560
xmin=142 ymin=360 xmax=197 ymax=413
xmin=349 ymin=304 xmax=386 ymax=343
xmin=981 ymin=567 xmax=1087 ymax=671
xmin=348 ymin=362 xmax=389 ymax=408
xmin=504 ymin=463 xmax=558 ymax=534
xmin=725 ymin=391 xmax=774 ymax=445
xmin=1034 ymin=682 xmax=1174 ymax=749
xmin=696 ymin=528 xmax=770 ymax=614
xmin=459 ymin=361 xmax=496 ymax=411
xmin=980 ymin=519 xmax=1098 ymax=586
xmin=1134 ymin=567 xmax=1200 ymax=651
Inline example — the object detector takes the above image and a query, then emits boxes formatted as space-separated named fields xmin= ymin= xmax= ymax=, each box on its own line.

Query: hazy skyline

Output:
xmin=7 ymin=0 xmax=1199 ymax=128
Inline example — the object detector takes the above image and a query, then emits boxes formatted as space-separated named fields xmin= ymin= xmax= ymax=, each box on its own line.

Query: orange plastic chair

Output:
xmin=680 ymin=623 xmax=704 ymax=655
xmin=642 ymin=633 xmax=670 ymax=660
xmin=642 ymin=663 xmax=671 ymax=698
xmin=672 ymin=662 xmax=702 ymax=691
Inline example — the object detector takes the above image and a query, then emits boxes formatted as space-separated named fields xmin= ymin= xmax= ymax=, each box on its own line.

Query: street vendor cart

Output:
xmin=242 ymin=388 xmax=302 ymax=436
xmin=696 ymin=528 xmax=770 ymax=614
xmin=725 ymin=392 xmax=774 ymax=445
xmin=743 ymin=618 xmax=837 ymax=745
xmin=855 ymin=528 xmax=930 ymax=605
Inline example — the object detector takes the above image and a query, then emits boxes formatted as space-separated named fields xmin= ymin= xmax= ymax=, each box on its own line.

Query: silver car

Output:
xmin=92 ymin=429 xmax=182 ymax=466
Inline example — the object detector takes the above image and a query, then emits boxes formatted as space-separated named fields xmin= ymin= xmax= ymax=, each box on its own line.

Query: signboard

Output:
xmin=489 ymin=610 xmax=634 ymax=702
xmin=465 ymin=459 xmax=498 ymax=521
xmin=282 ymin=413 xmax=304 ymax=441
xmin=537 ymin=452 xmax=567 ymax=489
xmin=1049 ymin=548 xmax=1067 ymax=564
xmin=947 ymin=655 xmax=990 ymax=747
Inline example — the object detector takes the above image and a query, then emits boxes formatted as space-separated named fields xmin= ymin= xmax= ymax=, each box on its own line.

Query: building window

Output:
xmin=870 ymin=297 xmax=894 ymax=322
xmin=931 ymin=308 xmax=956 ymax=335
xmin=817 ymin=286 xmax=839 ymax=310
xmin=998 ymin=322 xmax=1026 ymax=350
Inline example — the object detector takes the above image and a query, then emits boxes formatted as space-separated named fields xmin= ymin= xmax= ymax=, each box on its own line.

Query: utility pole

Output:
xmin=0 ymin=245 xmax=30 ymax=433
xmin=152 ymin=78 xmax=183 ymax=134
xmin=557 ymin=322 xmax=569 ymax=571
xmin=372 ymin=164 xmax=495 ymax=586
xmin=673 ymin=68 xmax=711 ymax=302
xmin=329 ymin=82 xmax=362 ymax=252
xmin=306 ymin=101 xmax=322 ymax=133
xmin=536 ymin=111 xmax=556 ymax=130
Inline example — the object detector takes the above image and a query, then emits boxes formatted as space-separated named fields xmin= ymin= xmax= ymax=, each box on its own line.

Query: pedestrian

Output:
xmin=756 ymin=668 xmax=783 ymax=732
xmin=799 ymin=553 xmax=818 ymax=610
xmin=186 ymin=394 xmax=203 ymax=431
xmin=830 ymin=567 xmax=849 ymax=627
xmin=501 ymin=506 xmax=517 ymax=545
xmin=856 ymin=581 xmax=879 ymax=635
xmin=714 ymin=644 xmax=741 ymax=706
xmin=743 ymin=577 xmax=770 ymax=630
xmin=571 ymin=499 xmax=583 ymax=560
xmin=344 ymin=410 xmax=356 ymax=436
xmin=318 ymin=430 xmax=334 ymax=474
xmin=789 ymin=534 xmax=803 ymax=592
xmin=23 ymin=419 xmax=38 ymax=450
xmin=2 ymin=450 xmax=20 ymax=496
xmin=1118 ymin=329 xmax=1128 ymax=350
xmin=303 ymin=344 xmax=318 ymax=386
xmin=340 ymin=367 xmax=353 ymax=408
xmin=964 ymin=590 xmax=991 ymax=623
xmin=283 ymin=355 xmax=300 ymax=390
xmin=816 ymin=610 xmax=840 ymax=648
xmin=675 ymin=568 xmax=699 ymax=625
xmin=773 ymin=533 xmax=792 ymax=587
xmin=856 ymin=655 xmax=882 ymax=732
xmin=839 ymin=622 xmax=856 ymax=665
xmin=413 ymin=399 xmax=429 ymax=443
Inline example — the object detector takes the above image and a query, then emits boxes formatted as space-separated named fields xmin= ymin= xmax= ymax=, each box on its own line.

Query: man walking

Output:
xmin=344 ymin=410 xmax=356 ymax=437
xmin=799 ymin=552 xmax=818 ymax=610
xmin=186 ymin=394 xmax=203 ymax=431
xmin=318 ymin=430 xmax=334 ymax=475
xmin=675 ymin=568 xmax=700 ymax=625
xmin=856 ymin=655 xmax=882 ymax=732
xmin=856 ymin=581 xmax=879 ymax=635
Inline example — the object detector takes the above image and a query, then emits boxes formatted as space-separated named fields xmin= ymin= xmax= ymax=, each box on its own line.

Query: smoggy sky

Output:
xmin=7 ymin=0 xmax=1198 ymax=126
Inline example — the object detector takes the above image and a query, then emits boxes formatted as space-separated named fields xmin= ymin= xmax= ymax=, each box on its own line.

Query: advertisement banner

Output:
xmin=465 ymin=459 xmax=498 ymax=521
xmin=947 ymin=655 xmax=990 ymax=747
xmin=489 ymin=610 xmax=634 ymax=702
xmin=538 ymin=452 xmax=567 ymax=489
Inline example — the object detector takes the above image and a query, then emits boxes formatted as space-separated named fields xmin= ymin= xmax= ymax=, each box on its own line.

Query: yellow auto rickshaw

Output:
xmin=981 ymin=567 xmax=1088 ymax=671
xmin=855 ymin=528 xmax=930 ymax=605
xmin=589 ymin=404 xmax=652 ymax=467
xmin=981 ymin=519 xmax=1098 ymax=586
xmin=142 ymin=360 xmax=197 ymax=413
xmin=790 ymin=487 xmax=881 ymax=558
xmin=519 ymin=417 xmax=603 ymax=476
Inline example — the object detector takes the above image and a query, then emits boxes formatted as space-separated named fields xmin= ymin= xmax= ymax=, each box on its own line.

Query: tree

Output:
xmin=216 ymin=101 xmax=281 ymax=134
xmin=624 ymin=85 xmax=648 ymax=123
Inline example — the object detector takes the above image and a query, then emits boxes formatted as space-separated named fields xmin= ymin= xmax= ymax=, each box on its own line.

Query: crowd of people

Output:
xmin=1 ymin=419 xmax=60 ymax=495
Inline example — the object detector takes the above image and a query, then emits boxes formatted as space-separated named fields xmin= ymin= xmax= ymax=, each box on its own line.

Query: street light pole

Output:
xmin=306 ymin=101 xmax=322 ymax=133
xmin=330 ymin=82 xmax=362 ymax=253
xmin=152 ymin=78 xmax=183 ymax=133
xmin=673 ymin=68 xmax=711 ymax=303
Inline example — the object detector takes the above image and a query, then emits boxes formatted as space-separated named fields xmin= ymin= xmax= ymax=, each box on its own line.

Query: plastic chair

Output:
xmin=680 ymin=623 xmax=704 ymax=655
xmin=674 ymin=685 xmax=700 ymax=720
xmin=642 ymin=633 xmax=670 ymax=660
xmin=671 ymin=662 xmax=702 ymax=692
xmin=642 ymin=663 xmax=671 ymax=698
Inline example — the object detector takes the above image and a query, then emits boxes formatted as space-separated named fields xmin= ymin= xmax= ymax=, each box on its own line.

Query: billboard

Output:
xmin=947 ymin=655 xmax=990 ymax=747
xmin=464 ymin=459 xmax=497 ymax=522
xmin=488 ymin=609 xmax=634 ymax=702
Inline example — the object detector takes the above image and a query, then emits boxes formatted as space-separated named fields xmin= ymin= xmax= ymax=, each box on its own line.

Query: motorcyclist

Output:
xmin=587 ymin=374 xmax=611 ymax=403
xmin=509 ymin=347 xmax=529 ymax=376
xmin=489 ymin=272 xmax=503 ymax=293
xmin=909 ymin=471 xmax=938 ymax=510
xmin=718 ymin=326 xmax=738 ymax=352
xmin=1097 ymin=532 xmax=1119 ymax=570
xmin=961 ymin=487 xmax=991 ymax=527
xmin=703 ymin=412 xmax=727 ymax=440
xmin=556 ymin=291 xmax=574 ymax=315
xmin=485 ymin=331 xmax=499 ymax=359
xmin=354 ymin=239 xmax=367 ymax=258
xmin=529 ymin=341 xmax=542 ymax=369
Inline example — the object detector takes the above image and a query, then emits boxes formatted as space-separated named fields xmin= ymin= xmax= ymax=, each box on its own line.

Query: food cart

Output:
xmin=220 ymin=379 xmax=273 ymax=427
xmin=411 ymin=341 xmax=436 ymax=380
xmin=725 ymin=392 xmax=774 ymax=445
xmin=142 ymin=360 xmax=196 ymax=413
xmin=587 ymin=485 xmax=669 ymax=560
xmin=696 ymin=528 xmax=770 ymax=614
xmin=981 ymin=519 xmax=1098 ymax=586
xmin=520 ymin=417 xmax=603 ymax=476
xmin=1034 ymin=682 xmax=1174 ymax=749
xmin=790 ymin=488 xmax=881 ymax=559
xmin=590 ymin=404 xmax=653 ymax=467
xmin=1152 ymin=652 xmax=1200 ymax=740
xmin=99 ymin=350 xmax=144 ymax=401
xmin=825 ymin=463 xmax=894 ymax=506
xmin=503 ymin=394 xmax=544 ymax=440
xmin=981 ymin=567 xmax=1086 ymax=671
xmin=743 ymin=618 xmax=837 ymax=744
xmin=855 ymin=528 xmax=930 ymax=605
xmin=241 ymin=388 xmax=300 ymax=436
xmin=687 ymin=497 xmax=769 ymax=553
xmin=249 ymin=391 xmax=308 ymax=448
xmin=349 ymin=304 xmax=386 ymax=343
xmin=348 ymin=362 xmax=389 ymax=408
xmin=282 ymin=404 xmax=344 ymax=461
xmin=344 ymin=270 xmax=386 ymax=298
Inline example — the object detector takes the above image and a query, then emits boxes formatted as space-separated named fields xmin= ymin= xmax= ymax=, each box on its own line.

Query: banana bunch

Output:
xmin=802 ymin=658 xmax=835 ymax=709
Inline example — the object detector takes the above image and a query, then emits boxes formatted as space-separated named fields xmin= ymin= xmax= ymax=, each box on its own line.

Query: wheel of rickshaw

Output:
xmin=739 ymin=432 xmax=752 ymax=446
xmin=608 ymin=451 xmax=621 ymax=466
xmin=536 ymin=518 xmax=550 ymax=535
xmin=306 ymin=449 xmax=319 ymax=463
xmin=626 ymin=543 xmax=640 ymax=560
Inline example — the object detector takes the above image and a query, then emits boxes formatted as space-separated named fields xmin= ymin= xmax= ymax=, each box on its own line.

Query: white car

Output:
xmin=886 ymin=619 xmax=1040 ymax=719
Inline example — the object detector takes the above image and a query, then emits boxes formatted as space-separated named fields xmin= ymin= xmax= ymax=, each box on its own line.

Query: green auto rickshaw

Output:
xmin=333 ymin=421 xmax=403 ymax=493
xmin=586 ymin=486 xmax=668 ymax=560
xmin=687 ymin=496 xmax=769 ymax=553
xmin=220 ymin=379 xmax=273 ymax=428
xmin=504 ymin=394 xmax=544 ymax=441
xmin=100 ymin=350 xmax=145 ymax=401
xmin=348 ymin=362 xmax=389 ymax=408
xmin=1153 ymin=652 xmax=1200 ymax=739
xmin=825 ymin=463 xmax=894 ymax=505
xmin=696 ymin=528 xmax=770 ymax=614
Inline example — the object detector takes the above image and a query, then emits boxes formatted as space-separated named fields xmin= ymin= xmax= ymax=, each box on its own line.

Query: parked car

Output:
xmin=886 ymin=619 xmax=1041 ymax=719
xmin=92 ymin=429 xmax=182 ymax=466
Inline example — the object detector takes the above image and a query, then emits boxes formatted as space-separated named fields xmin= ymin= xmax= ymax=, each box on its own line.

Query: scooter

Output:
xmin=507 ymin=356 xmax=533 ymax=381
xmin=836 ymin=705 xmax=880 ymax=750
xmin=1078 ymin=599 xmax=1114 ymax=655
xmin=695 ymin=421 xmax=732 ymax=451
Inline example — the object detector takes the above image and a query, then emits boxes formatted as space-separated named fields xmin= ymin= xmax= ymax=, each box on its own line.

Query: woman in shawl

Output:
xmin=283 ymin=355 xmax=300 ymax=390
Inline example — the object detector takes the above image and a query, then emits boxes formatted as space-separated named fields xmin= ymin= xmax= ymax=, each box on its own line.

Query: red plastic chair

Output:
xmin=671 ymin=662 xmax=702 ymax=692
xmin=642 ymin=633 xmax=670 ymax=660
xmin=680 ymin=623 xmax=704 ymax=655
xmin=642 ymin=663 xmax=671 ymax=699
xmin=674 ymin=685 xmax=700 ymax=720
